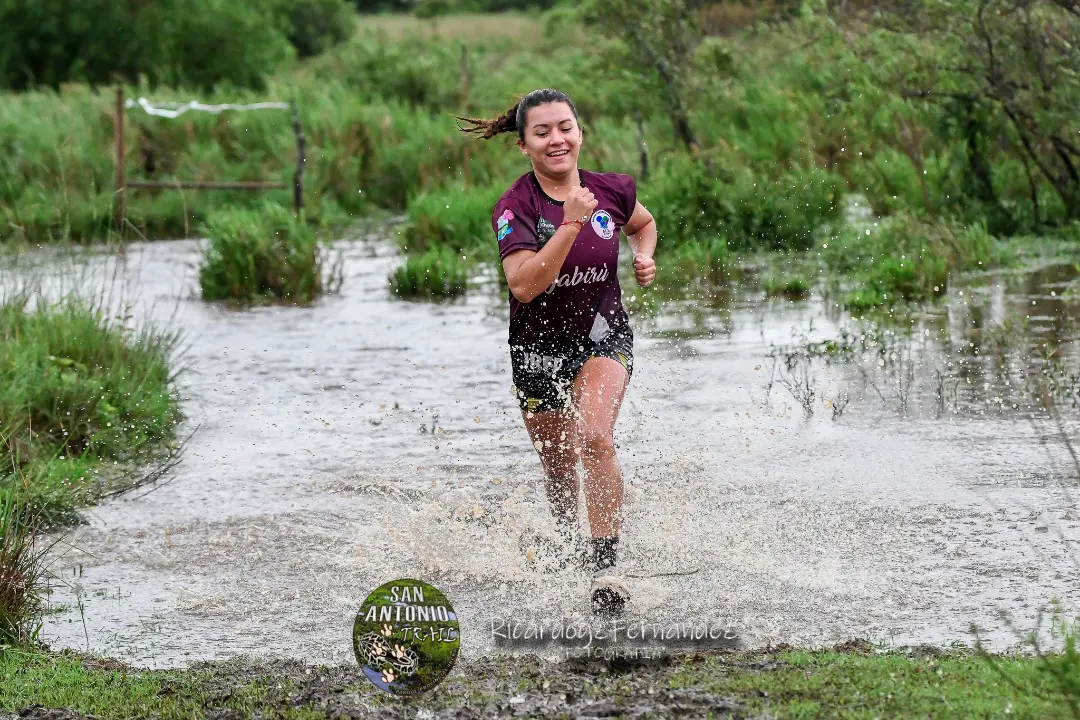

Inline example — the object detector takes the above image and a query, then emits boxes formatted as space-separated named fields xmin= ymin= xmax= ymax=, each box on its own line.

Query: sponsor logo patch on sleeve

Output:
xmin=497 ymin=209 xmax=515 ymax=242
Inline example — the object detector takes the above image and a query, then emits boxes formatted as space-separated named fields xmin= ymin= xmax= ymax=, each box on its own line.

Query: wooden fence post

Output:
xmin=634 ymin=111 xmax=649 ymax=183
xmin=292 ymin=103 xmax=305 ymax=216
xmin=461 ymin=46 xmax=470 ymax=190
xmin=114 ymin=87 xmax=126 ymax=231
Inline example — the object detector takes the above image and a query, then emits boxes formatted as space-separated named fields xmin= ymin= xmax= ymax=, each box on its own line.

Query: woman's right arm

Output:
xmin=502 ymin=225 xmax=578 ymax=303
xmin=502 ymin=186 xmax=596 ymax=304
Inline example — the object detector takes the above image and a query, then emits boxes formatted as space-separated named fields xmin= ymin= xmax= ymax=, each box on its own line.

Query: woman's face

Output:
xmin=518 ymin=101 xmax=582 ymax=177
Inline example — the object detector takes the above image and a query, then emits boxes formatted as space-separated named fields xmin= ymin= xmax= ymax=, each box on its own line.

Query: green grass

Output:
xmin=389 ymin=246 xmax=469 ymax=299
xmin=0 ymin=286 xmax=183 ymax=642
xmin=0 ymin=493 xmax=51 ymax=646
xmin=1 ymin=641 xmax=1078 ymax=718
xmin=0 ymin=650 xmax=287 ymax=719
xmin=661 ymin=235 xmax=730 ymax=284
xmin=198 ymin=201 xmax=329 ymax=303
xmin=0 ymin=77 xmax=525 ymax=245
xmin=3 ymin=6 xmax=1078 ymax=314
xmin=0 ymin=290 xmax=183 ymax=501
xmin=761 ymin=271 xmax=811 ymax=299
xmin=670 ymin=646 xmax=1076 ymax=718
xmin=821 ymin=213 xmax=993 ymax=311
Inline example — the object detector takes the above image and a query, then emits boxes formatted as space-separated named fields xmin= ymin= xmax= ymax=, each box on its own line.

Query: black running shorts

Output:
xmin=510 ymin=326 xmax=633 ymax=414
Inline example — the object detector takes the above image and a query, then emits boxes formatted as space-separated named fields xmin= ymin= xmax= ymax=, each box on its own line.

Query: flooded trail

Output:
xmin=19 ymin=235 xmax=1079 ymax=669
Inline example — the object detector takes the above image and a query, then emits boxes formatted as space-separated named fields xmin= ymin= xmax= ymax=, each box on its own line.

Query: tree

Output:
xmin=584 ymin=0 xmax=704 ymax=151
xmin=833 ymin=0 xmax=1080 ymax=223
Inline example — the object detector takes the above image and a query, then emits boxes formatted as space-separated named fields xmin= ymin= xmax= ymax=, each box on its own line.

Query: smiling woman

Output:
xmin=456 ymin=88 xmax=658 ymax=620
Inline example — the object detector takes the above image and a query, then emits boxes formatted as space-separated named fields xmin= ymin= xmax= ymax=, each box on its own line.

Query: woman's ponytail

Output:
xmin=455 ymin=101 xmax=521 ymax=140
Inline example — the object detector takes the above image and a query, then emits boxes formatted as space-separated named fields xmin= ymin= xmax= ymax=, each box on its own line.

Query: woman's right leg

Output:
xmin=521 ymin=408 xmax=580 ymax=528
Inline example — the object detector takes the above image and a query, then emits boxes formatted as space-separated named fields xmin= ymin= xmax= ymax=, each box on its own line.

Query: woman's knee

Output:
xmin=580 ymin=428 xmax=616 ymax=460
xmin=539 ymin=443 xmax=579 ymax=479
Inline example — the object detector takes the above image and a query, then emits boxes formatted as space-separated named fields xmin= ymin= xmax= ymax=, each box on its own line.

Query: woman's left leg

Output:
xmin=572 ymin=357 xmax=629 ymax=540
xmin=573 ymin=356 xmax=631 ymax=616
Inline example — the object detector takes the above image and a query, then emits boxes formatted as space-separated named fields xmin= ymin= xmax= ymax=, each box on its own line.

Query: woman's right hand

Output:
xmin=563 ymin=186 xmax=597 ymax=228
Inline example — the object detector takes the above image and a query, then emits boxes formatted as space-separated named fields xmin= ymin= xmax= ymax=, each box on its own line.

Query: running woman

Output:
xmin=458 ymin=88 xmax=658 ymax=618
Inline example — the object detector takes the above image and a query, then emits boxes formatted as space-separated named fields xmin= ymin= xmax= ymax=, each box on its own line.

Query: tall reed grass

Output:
xmin=3 ymin=8 xmax=1074 ymax=306
xmin=390 ymin=246 xmax=469 ymax=299
xmin=0 ymin=484 xmax=50 ymax=646
xmin=198 ymin=201 xmax=333 ymax=303
xmin=822 ymin=214 xmax=992 ymax=311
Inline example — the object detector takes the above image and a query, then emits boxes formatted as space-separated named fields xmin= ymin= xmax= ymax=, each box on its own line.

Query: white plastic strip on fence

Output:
xmin=124 ymin=97 xmax=290 ymax=119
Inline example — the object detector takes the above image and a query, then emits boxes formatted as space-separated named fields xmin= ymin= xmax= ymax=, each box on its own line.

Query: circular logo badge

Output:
xmin=352 ymin=579 xmax=460 ymax=696
xmin=591 ymin=209 xmax=614 ymax=240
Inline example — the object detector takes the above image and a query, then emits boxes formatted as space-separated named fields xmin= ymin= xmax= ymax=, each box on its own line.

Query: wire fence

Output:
xmin=125 ymin=97 xmax=291 ymax=119
xmin=113 ymin=88 xmax=305 ymax=230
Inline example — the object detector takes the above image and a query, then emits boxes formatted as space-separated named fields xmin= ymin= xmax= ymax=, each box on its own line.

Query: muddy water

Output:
xmin=20 ymin=233 xmax=1080 ymax=669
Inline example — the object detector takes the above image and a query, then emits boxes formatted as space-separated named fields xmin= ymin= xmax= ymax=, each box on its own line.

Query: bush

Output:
xmin=414 ymin=0 xmax=454 ymax=17
xmin=354 ymin=0 xmax=414 ymax=9
xmin=845 ymin=146 xmax=945 ymax=219
xmin=199 ymin=202 xmax=327 ymax=302
xmin=823 ymin=214 xmax=993 ymax=310
xmin=390 ymin=246 xmax=469 ymax=298
xmin=643 ymin=155 xmax=844 ymax=252
xmin=698 ymin=1 xmax=803 ymax=36
xmin=402 ymin=184 xmax=504 ymax=258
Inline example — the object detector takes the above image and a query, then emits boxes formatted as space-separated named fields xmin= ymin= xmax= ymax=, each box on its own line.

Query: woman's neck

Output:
xmin=532 ymin=167 xmax=580 ymax=202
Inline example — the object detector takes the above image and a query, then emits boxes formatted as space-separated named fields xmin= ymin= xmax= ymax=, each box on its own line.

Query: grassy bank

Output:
xmin=0 ymin=291 xmax=183 ymax=511
xmin=0 ymin=287 xmax=184 ymax=642
xmin=1 ymin=640 xmax=1077 ymax=718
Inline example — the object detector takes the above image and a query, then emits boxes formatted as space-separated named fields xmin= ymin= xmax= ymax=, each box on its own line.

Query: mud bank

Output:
xmin=3 ymin=640 xmax=1073 ymax=719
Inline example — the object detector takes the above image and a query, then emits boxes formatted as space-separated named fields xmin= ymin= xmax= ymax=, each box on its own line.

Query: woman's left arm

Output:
xmin=624 ymin=201 xmax=656 ymax=288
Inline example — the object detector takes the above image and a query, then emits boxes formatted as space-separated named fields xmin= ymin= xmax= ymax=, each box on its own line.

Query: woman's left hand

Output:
xmin=633 ymin=253 xmax=656 ymax=287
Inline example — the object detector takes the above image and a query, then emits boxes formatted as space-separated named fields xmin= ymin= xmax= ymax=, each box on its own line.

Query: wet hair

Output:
xmin=456 ymin=88 xmax=579 ymax=141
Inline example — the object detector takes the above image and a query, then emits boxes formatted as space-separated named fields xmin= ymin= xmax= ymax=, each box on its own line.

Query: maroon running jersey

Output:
xmin=491 ymin=170 xmax=637 ymax=356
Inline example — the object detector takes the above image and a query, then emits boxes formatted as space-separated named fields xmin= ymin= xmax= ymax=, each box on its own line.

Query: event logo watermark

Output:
xmin=353 ymin=579 xmax=460 ymax=695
